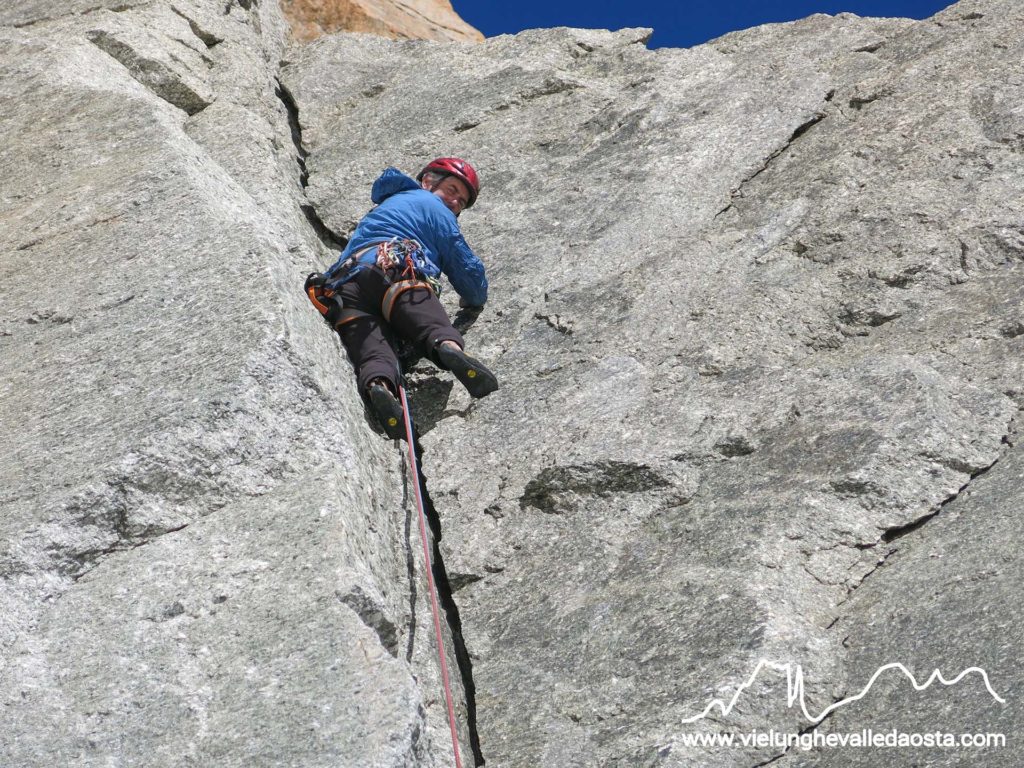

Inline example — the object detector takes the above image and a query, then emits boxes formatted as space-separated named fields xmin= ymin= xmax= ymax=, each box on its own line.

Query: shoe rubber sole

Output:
xmin=437 ymin=345 xmax=499 ymax=398
xmin=368 ymin=384 xmax=406 ymax=440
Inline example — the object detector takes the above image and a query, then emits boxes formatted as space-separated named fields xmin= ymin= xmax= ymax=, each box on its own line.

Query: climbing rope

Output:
xmin=398 ymin=383 xmax=465 ymax=768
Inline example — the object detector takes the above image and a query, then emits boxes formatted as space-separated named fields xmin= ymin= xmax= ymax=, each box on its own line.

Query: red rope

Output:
xmin=398 ymin=384 xmax=465 ymax=768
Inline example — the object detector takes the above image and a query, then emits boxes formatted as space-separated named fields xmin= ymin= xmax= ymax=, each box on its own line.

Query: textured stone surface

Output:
xmin=2 ymin=0 xmax=1023 ymax=766
xmin=284 ymin=1 xmax=1022 ymax=765
xmin=280 ymin=0 xmax=482 ymax=43
xmin=786 ymin=442 xmax=1022 ymax=767
xmin=0 ymin=1 xmax=457 ymax=765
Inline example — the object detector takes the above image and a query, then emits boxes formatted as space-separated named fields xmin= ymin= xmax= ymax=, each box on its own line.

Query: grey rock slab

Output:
xmin=0 ymin=1 xmax=153 ymax=30
xmin=783 ymin=441 xmax=1023 ymax=768
xmin=283 ymin=3 xmax=1023 ymax=765
xmin=2 ymin=0 xmax=1022 ymax=765
xmin=1 ymin=1 xmax=457 ymax=764
xmin=85 ymin=6 xmax=217 ymax=116
xmin=0 ymin=478 xmax=431 ymax=768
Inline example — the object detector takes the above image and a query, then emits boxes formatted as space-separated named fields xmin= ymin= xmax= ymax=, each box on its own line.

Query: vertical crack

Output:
xmin=401 ymin=459 xmax=419 ymax=664
xmin=408 ymin=434 xmax=486 ymax=766
xmin=273 ymin=61 xmax=483 ymax=763
xmin=274 ymin=77 xmax=347 ymax=251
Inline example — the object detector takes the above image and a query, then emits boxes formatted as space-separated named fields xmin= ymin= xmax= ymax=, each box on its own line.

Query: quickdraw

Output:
xmin=374 ymin=239 xmax=442 ymax=295
xmin=374 ymin=238 xmax=420 ymax=271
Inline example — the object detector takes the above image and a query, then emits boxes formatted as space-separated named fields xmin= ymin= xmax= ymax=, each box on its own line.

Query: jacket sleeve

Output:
xmin=440 ymin=225 xmax=488 ymax=306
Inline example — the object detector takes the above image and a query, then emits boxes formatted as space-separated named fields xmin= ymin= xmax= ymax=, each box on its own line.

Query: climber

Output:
xmin=305 ymin=157 xmax=499 ymax=440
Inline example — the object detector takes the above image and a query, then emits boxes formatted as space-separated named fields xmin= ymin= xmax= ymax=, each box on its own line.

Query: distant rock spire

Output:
xmin=280 ymin=0 xmax=484 ymax=43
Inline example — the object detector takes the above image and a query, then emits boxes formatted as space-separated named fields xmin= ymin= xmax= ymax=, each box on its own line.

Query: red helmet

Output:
xmin=417 ymin=157 xmax=480 ymax=208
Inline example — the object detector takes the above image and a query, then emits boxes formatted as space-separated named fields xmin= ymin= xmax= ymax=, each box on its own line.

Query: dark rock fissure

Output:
xmin=878 ymin=510 xmax=940 ymax=544
xmin=745 ymin=112 xmax=828 ymax=186
xmin=882 ymin=438 xmax=1012 ymax=549
xmin=716 ymin=106 xmax=829 ymax=217
xmin=534 ymin=312 xmax=573 ymax=336
xmin=401 ymin=456 xmax=419 ymax=664
xmin=275 ymin=78 xmax=309 ymax=187
xmin=70 ymin=522 xmax=191 ymax=582
xmin=300 ymin=203 xmax=347 ymax=252
xmin=275 ymin=64 xmax=482 ymax=760
xmin=12 ymin=16 xmax=57 ymax=28
xmin=409 ymin=437 xmax=486 ymax=767
xmin=749 ymin=706 xmax=840 ymax=768
xmin=86 ymin=30 xmax=212 ymax=116
xmin=274 ymin=77 xmax=348 ymax=251
xmin=224 ymin=0 xmax=255 ymax=13
xmin=835 ymin=409 xmax=1020 ymax=606
xmin=854 ymin=41 xmax=884 ymax=53
xmin=81 ymin=4 xmax=137 ymax=16
xmin=338 ymin=586 xmax=401 ymax=657
xmin=752 ymin=749 xmax=788 ymax=768
xmin=170 ymin=5 xmax=223 ymax=48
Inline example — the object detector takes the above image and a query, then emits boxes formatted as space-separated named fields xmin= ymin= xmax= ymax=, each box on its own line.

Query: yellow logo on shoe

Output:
xmin=388 ymin=417 xmax=398 ymax=426
xmin=467 ymin=370 xmax=477 ymax=378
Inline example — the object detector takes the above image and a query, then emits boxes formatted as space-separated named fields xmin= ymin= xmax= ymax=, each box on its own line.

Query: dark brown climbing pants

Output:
xmin=336 ymin=265 xmax=464 ymax=394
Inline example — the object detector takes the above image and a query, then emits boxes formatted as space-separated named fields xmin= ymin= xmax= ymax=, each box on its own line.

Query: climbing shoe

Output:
xmin=437 ymin=344 xmax=499 ymax=398
xmin=367 ymin=381 xmax=406 ymax=440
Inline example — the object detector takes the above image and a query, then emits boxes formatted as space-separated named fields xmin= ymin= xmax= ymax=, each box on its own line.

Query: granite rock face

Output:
xmin=2 ymin=0 xmax=1022 ymax=766
xmin=284 ymin=2 xmax=1021 ymax=765
xmin=1 ymin=1 xmax=458 ymax=765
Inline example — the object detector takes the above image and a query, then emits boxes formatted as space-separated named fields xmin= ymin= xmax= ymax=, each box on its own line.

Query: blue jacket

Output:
xmin=324 ymin=168 xmax=488 ymax=306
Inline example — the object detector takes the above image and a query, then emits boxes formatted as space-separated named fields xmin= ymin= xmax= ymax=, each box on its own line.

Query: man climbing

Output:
xmin=306 ymin=157 xmax=499 ymax=439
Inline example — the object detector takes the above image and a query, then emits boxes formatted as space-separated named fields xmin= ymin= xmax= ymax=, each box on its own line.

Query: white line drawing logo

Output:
xmin=682 ymin=660 xmax=1007 ymax=725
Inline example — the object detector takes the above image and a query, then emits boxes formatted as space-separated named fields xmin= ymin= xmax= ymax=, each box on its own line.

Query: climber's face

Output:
xmin=425 ymin=175 xmax=471 ymax=216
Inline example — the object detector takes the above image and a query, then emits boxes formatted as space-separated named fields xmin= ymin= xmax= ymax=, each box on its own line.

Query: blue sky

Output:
xmin=453 ymin=1 xmax=955 ymax=49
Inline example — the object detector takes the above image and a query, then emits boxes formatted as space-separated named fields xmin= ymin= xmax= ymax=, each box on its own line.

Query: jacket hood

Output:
xmin=370 ymin=167 xmax=421 ymax=205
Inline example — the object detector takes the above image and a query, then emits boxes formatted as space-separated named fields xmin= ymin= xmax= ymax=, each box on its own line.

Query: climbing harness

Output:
xmin=375 ymin=239 xmax=444 ymax=322
xmin=305 ymin=238 xmax=442 ymax=327
xmin=398 ymin=382 xmax=466 ymax=768
xmin=305 ymin=272 xmax=339 ymax=322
